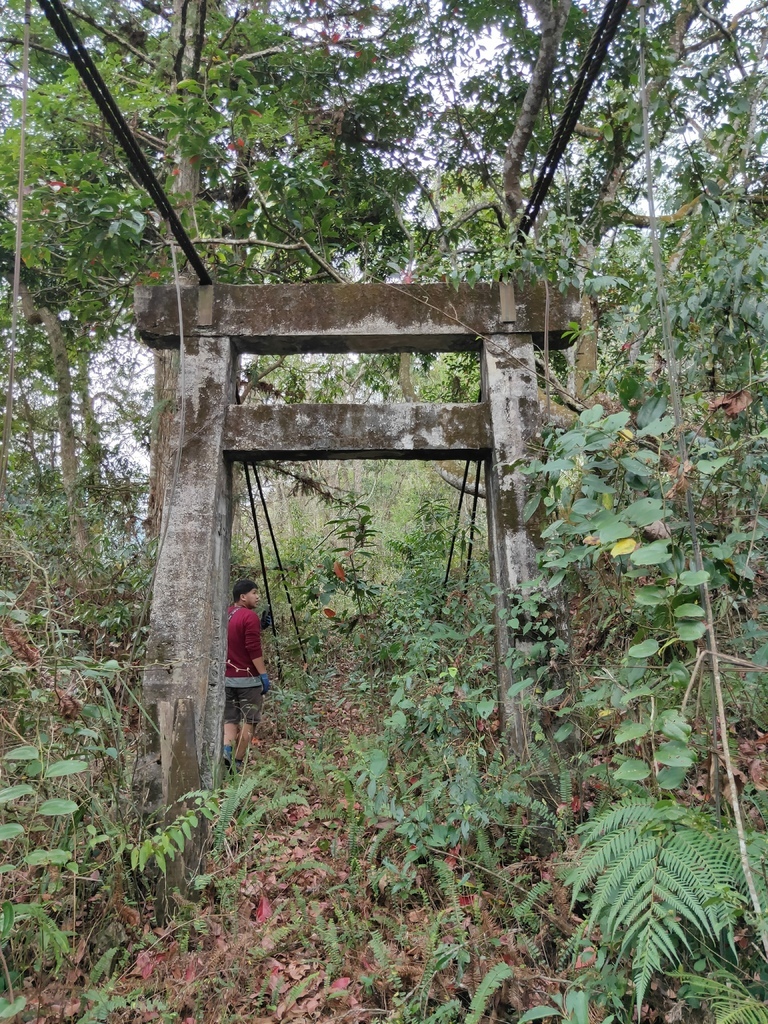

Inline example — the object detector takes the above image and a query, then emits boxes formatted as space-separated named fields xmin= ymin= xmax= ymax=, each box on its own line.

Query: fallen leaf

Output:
xmin=333 ymin=561 xmax=346 ymax=581
xmin=749 ymin=759 xmax=768 ymax=791
xmin=575 ymin=946 xmax=596 ymax=969
xmin=710 ymin=389 xmax=752 ymax=418
xmin=129 ymin=950 xmax=155 ymax=979
xmin=118 ymin=904 xmax=141 ymax=928
xmin=256 ymin=895 xmax=273 ymax=923
xmin=330 ymin=978 xmax=351 ymax=991
xmin=643 ymin=520 xmax=671 ymax=541
xmin=322 ymin=607 xmax=336 ymax=618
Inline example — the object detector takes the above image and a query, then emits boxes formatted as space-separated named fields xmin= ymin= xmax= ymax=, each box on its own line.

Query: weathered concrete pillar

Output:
xmin=482 ymin=334 xmax=541 ymax=758
xmin=136 ymin=333 xmax=235 ymax=815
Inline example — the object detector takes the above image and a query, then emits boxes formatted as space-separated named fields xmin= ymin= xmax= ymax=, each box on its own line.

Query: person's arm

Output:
xmin=243 ymin=613 xmax=268 ymax=684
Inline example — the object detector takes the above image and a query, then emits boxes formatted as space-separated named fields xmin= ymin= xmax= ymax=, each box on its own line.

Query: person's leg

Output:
xmin=234 ymin=685 xmax=263 ymax=764
xmin=234 ymin=723 xmax=253 ymax=760
xmin=223 ymin=688 xmax=240 ymax=766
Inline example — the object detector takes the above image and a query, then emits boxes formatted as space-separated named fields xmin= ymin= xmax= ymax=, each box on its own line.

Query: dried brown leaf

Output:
xmin=643 ymin=520 xmax=672 ymax=541
xmin=710 ymin=389 xmax=753 ymax=418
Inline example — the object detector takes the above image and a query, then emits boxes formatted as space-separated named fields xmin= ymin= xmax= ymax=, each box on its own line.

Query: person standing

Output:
xmin=223 ymin=579 xmax=270 ymax=772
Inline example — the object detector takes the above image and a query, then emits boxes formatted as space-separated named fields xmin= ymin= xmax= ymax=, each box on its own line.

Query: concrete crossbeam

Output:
xmin=223 ymin=402 xmax=492 ymax=460
xmin=135 ymin=282 xmax=579 ymax=353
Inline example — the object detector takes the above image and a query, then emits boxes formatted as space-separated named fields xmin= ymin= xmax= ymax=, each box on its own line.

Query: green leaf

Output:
xmin=630 ymin=541 xmax=672 ymax=566
xmin=571 ymin=498 xmax=601 ymax=515
xmin=0 ymin=824 xmax=23 ymax=842
xmin=38 ymin=799 xmax=79 ymax=816
xmin=0 ymin=996 xmax=26 ymax=1019
xmin=634 ymin=586 xmax=667 ymax=607
xmin=368 ymin=749 xmax=387 ymax=778
xmin=476 ymin=699 xmax=496 ymax=719
xmin=598 ymin=521 xmax=634 ymax=544
xmin=1 ymin=901 xmax=13 ymax=939
xmin=678 ymin=570 xmax=710 ymax=586
xmin=637 ymin=393 xmax=667 ymax=428
xmin=674 ymin=603 xmax=705 ymax=619
xmin=2 ymin=745 xmax=39 ymax=761
xmin=580 ymin=404 xmax=605 ymax=425
xmin=624 ymin=497 xmax=665 ymax=527
xmin=659 ymin=711 xmax=691 ymax=743
xmin=656 ymin=766 xmax=688 ymax=790
xmin=517 ymin=1009 xmax=563 ymax=1024
xmin=387 ymin=709 xmax=407 ymax=730
xmin=0 ymin=784 xmax=35 ymax=804
xmin=628 ymin=639 xmax=659 ymax=659
xmin=676 ymin=621 xmax=706 ymax=641
xmin=45 ymin=759 xmax=89 ymax=778
xmin=615 ymin=721 xmax=650 ymax=743
xmin=636 ymin=416 xmax=675 ymax=438
xmin=523 ymin=493 xmax=541 ymax=522
xmin=25 ymin=848 xmax=71 ymax=866
xmin=655 ymin=741 xmax=696 ymax=767
xmin=697 ymin=456 xmax=731 ymax=475
xmin=613 ymin=759 xmax=651 ymax=781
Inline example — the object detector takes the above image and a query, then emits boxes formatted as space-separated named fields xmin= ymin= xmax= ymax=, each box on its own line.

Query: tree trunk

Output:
xmin=146 ymin=0 xmax=207 ymax=538
xmin=503 ymin=0 xmax=572 ymax=219
xmin=15 ymin=282 xmax=89 ymax=554
xmin=78 ymin=363 xmax=103 ymax=488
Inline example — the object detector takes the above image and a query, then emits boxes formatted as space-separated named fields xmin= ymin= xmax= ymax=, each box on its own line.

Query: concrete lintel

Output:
xmin=135 ymin=282 xmax=579 ymax=352
xmin=223 ymin=402 xmax=492 ymax=460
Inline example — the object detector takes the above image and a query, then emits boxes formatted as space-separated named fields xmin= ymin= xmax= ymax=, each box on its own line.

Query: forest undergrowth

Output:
xmin=2 ymin=443 xmax=768 ymax=1024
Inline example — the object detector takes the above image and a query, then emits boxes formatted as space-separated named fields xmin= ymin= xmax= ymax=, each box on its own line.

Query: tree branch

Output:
xmin=503 ymin=0 xmax=572 ymax=217
xmin=192 ymin=235 xmax=349 ymax=282
xmin=694 ymin=0 xmax=747 ymax=75
xmin=64 ymin=4 xmax=159 ymax=68
xmin=435 ymin=462 xmax=486 ymax=499
xmin=615 ymin=193 xmax=702 ymax=227
xmin=0 ymin=35 xmax=66 ymax=60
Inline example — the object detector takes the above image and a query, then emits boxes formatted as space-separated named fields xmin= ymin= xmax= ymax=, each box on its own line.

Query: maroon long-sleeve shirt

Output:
xmin=225 ymin=605 xmax=262 ymax=682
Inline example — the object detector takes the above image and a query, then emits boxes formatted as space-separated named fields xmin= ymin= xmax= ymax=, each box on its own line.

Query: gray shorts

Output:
xmin=224 ymin=683 xmax=263 ymax=726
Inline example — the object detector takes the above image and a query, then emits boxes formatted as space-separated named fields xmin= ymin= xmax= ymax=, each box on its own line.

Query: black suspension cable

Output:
xmin=443 ymin=0 xmax=631 ymax=588
xmin=251 ymin=462 xmax=308 ymax=667
xmin=443 ymin=458 xmax=471 ymax=593
xmin=517 ymin=0 xmax=631 ymax=239
xmin=36 ymin=0 xmax=212 ymax=285
xmin=464 ymin=461 xmax=483 ymax=589
xmin=244 ymin=463 xmax=278 ymax=632
xmin=243 ymin=462 xmax=282 ymax=681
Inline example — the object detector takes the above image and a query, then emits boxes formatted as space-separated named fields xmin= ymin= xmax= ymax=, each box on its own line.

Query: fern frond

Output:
xmin=369 ymin=930 xmax=390 ymax=968
xmin=569 ymin=798 xmax=745 ymax=1016
xmin=423 ymin=998 xmax=463 ymax=1023
xmin=576 ymin=797 xmax=658 ymax=845
xmin=212 ymin=775 xmax=262 ymax=854
xmin=559 ymin=768 xmax=573 ymax=808
xmin=464 ymin=962 xmax=514 ymax=1024
xmin=681 ymin=974 xmax=768 ymax=1024
xmin=432 ymin=858 xmax=462 ymax=921
xmin=514 ymin=880 xmax=550 ymax=928
xmin=88 ymin=947 xmax=118 ymax=985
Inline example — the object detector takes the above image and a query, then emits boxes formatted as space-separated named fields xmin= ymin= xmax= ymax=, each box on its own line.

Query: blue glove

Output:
xmin=260 ymin=673 xmax=270 ymax=695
